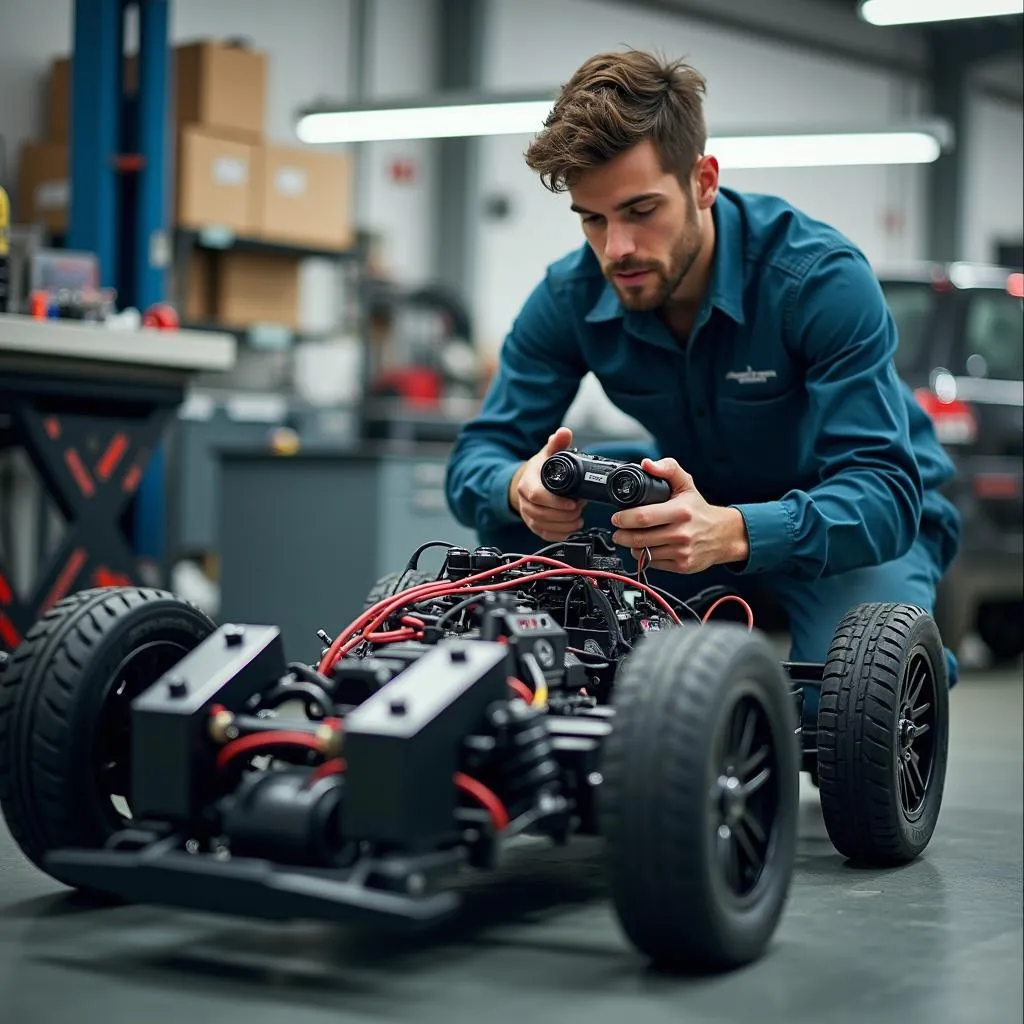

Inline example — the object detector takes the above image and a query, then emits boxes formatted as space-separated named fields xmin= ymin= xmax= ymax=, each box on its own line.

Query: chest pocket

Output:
xmin=715 ymin=385 xmax=808 ymax=496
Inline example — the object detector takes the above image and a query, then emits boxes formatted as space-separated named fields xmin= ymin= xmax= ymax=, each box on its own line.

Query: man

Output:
xmin=444 ymin=48 xmax=962 ymax=688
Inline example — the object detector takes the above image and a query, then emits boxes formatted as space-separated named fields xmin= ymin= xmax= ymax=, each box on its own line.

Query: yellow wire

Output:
xmin=531 ymin=678 xmax=549 ymax=708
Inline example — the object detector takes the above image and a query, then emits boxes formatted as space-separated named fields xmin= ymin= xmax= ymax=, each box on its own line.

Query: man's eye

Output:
xmin=631 ymin=206 xmax=655 ymax=218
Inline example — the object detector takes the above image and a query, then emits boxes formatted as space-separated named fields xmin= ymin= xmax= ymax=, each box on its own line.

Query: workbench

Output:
xmin=0 ymin=313 xmax=235 ymax=650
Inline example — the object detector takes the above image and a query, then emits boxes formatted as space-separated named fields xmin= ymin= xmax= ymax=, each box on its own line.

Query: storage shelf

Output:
xmin=175 ymin=227 xmax=366 ymax=262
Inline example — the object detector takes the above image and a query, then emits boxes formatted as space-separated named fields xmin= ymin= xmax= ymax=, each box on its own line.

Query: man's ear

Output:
xmin=695 ymin=155 xmax=719 ymax=209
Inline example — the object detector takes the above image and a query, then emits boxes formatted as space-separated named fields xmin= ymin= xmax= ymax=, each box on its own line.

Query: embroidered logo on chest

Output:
xmin=725 ymin=365 xmax=777 ymax=385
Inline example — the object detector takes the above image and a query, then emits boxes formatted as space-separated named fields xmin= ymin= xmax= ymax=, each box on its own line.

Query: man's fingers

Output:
xmin=612 ymin=497 xmax=687 ymax=531
xmin=543 ymin=426 xmax=574 ymax=456
xmin=524 ymin=497 xmax=581 ymax=524
xmin=637 ymin=544 xmax=689 ymax=573
xmin=641 ymin=457 xmax=694 ymax=495
xmin=612 ymin=524 xmax=678 ymax=549
xmin=522 ymin=485 xmax=582 ymax=513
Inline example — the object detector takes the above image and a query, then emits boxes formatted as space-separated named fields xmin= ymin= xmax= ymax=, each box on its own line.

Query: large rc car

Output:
xmin=0 ymin=505 xmax=948 ymax=972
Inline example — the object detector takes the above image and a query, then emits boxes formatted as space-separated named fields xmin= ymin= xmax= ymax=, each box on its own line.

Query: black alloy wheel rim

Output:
xmin=93 ymin=639 xmax=191 ymax=827
xmin=896 ymin=644 xmax=938 ymax=819
xmin=711 ymin=688 xmax=780 ymax=900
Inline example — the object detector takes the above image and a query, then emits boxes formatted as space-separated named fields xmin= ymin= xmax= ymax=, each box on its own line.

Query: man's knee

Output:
xmin=771 ymin=536 xmax=958 ymax=685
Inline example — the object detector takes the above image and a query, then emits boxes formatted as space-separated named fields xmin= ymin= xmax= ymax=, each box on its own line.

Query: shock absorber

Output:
xmin=491 ymin=699 xmax=561 ymax=820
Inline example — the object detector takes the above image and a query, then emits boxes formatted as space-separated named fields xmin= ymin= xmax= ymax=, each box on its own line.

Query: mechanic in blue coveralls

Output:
xmin=444 ymin=48 xmax=963 ymax=695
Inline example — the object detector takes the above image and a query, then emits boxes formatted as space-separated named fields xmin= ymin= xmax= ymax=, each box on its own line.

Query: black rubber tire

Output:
xmin=363 ymin=569 xmax=436 ymax=610
xmin=0 ymin=587 xmax=216 ymax=885
xmin=817 ymin=602 xmax=949 ymax=866
xmin=600 ymin=623 xmax=800 ymax=971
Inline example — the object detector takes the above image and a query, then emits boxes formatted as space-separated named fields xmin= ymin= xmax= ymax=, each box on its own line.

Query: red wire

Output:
xmin=209 ymin=718 xmax=511 ymax=833
xmin=295 ymin=756 xmax=512 ymax=834
xmin=215 ymin=730 xmax=325 ymax=770
xmin=454 ymin=771 xmax=510 ymax=831
xmin=319 ymin=553 xmax=692 ymax=673
xmin=307 ymin=757 xmax=347 ymax=782
xmin=507 ymin=676 xmax=534 ymax=703
xmin=702 ymin=594 xmax=755 ymax=629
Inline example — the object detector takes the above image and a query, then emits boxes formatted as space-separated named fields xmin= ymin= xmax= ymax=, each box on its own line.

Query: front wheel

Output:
xmin=599 ymin=623 xmax=799 ymax=971
xmin=0 ymin=587 xmax=216 ymax=885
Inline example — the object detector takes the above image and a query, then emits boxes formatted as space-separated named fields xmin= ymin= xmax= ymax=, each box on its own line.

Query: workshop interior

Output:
xmin=0 ymin=1 xmax=1021 ymax=1022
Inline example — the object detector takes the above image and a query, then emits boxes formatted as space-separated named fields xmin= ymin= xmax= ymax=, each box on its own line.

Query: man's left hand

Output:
xmin=610 ymin=458 xmax=750 ymax=573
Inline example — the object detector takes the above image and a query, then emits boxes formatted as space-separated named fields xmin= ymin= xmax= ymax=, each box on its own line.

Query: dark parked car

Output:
xmin=878 ymin=262 xmax=1023 ymax=663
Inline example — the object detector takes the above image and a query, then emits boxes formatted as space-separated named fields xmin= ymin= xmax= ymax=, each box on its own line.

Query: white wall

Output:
xmin=962 ymin=92 xmax=1024 ymax=265
xmin=0 ymin=0 xmax=1020 ymax=347
xmin=473 ymin=0 xmax=931 ymax=354
xmin=359 ymin=0 xmax=438 ymax=288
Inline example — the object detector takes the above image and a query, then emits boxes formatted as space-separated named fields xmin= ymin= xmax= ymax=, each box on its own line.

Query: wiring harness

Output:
xmin=201 ymin=531 xmax=755 ymax=841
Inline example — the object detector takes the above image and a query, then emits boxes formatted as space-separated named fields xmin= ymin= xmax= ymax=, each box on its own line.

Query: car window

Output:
xmin=879 ymin=282 xmax=937 ymax=374
xmin=962 ymin=291 xmax=1023 ymax=381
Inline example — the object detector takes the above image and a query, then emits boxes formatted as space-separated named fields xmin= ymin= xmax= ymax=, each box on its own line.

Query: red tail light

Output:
xmin=914 ymin=388 xmax=978 ymax=445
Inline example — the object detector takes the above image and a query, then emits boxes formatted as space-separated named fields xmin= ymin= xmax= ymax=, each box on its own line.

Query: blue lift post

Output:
xmin=68 ymin=0 xmax=173 ymax=575
xmin=131 ymin=0 xmax=172 ymax=571
xmin=67 ymin=0 xmax=123 ymax=289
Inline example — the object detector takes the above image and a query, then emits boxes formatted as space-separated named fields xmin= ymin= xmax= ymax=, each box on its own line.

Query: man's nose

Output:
xmin=604 ymin=222 xmax=635 ymax=262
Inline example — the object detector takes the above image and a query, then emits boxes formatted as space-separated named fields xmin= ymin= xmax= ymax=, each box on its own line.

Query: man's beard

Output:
xmin=606 ymin=205 xmax=702 ymax=311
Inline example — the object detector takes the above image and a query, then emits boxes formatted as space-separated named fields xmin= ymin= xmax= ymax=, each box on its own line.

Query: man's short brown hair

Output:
xmin=525 ymin=49 xmax=708 ymax=193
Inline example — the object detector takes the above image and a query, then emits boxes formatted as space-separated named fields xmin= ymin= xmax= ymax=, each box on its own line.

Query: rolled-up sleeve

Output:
xmin=445 ymin=275 xmax=586 ymax=533
xmin=731 ymin=248 xmax=923 ymax=579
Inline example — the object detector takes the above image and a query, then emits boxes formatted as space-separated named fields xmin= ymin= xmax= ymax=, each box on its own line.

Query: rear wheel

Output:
xmin=363 ymin=570 xmax=436 ymax=610
xmin=817 ymin=602 xmax=948 ymax=865
xmin=600 ymin=623 xmax=799 ymax=971
xmin=0 ymin=587 xmax=215 ymax=884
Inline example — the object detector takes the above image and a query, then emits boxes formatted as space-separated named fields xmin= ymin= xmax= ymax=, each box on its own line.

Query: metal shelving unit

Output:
xmin=172 ymin=226 xmax=372 ymax=347
xmin=62 ymin=0 xmax=375 ymax=565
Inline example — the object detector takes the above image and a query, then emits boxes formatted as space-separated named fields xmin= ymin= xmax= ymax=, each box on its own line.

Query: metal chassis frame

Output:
xmin=44 ymin=622 xmax=821 ymax=929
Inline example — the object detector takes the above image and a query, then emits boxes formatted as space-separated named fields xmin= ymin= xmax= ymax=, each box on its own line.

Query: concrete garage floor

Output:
xmin=0 ymin=668 xmax=1021 ymax=1024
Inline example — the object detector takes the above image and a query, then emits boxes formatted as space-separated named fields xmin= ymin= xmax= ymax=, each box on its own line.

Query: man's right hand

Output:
xmin=508 ymin=427 xmax=586 ymax=542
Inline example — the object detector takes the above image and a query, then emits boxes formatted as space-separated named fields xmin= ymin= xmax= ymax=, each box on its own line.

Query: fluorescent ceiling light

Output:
xmin=296 ymin=96 xmax=951 ymax=169
xmin=297 ymin=99 xmax=554 ymax=144
xmin=710 ymin=129 xmax=946 ymax=169
xmin=859 ymin=0 xmax=1023 ymax=26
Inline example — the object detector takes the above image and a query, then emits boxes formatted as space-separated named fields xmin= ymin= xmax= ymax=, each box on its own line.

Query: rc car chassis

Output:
xmin=0 ymin=528 xmax=949 ymax=971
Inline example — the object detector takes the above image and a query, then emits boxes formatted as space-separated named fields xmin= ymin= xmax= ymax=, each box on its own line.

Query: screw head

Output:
xmin=166 ymin=675 xmax=188 ymax=698
xmin=224 ymin=624 xmax=245 ymax=647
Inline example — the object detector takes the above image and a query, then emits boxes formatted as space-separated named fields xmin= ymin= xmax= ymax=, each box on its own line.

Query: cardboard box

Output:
xmin=175 ymin=126 xmax=256 ymax=234
xmin=252 ymin=145 xmax=354 ymax=250
xmin=17 ymin=141 xmax=69 ymax=233
xmin=174 ymin=40 xmax=266 ymax=142
xmin=214 ymin=250 xmax=299 ymax=329
xmin=183 ymin=248 xmax=215 ymax=322
xmin=49 ymin=54 xmax=138 ymax=144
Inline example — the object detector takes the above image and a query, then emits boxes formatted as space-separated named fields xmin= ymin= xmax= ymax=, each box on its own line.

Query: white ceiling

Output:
xmin=602 ymin=0 xmax=1023 ymax=102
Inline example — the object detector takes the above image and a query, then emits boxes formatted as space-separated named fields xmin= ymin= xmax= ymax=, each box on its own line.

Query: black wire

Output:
xmin=287 ymin=661 xmax=335 ymax=687
xmin=565 ymin=646 xmax=611 ymax=668
xmin=635 ymin=583 xmax=703 ymax=625
xmin=563 ymin=579 xmax=585 ymax=622
xmin=404 ymin=540 xmax=456 ymax=572
xmin=433 ymin=593 xmax=486 ymax=631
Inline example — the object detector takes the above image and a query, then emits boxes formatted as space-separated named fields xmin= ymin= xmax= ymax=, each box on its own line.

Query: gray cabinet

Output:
xmin=217 ymin=446 xmax=478 ymax=662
